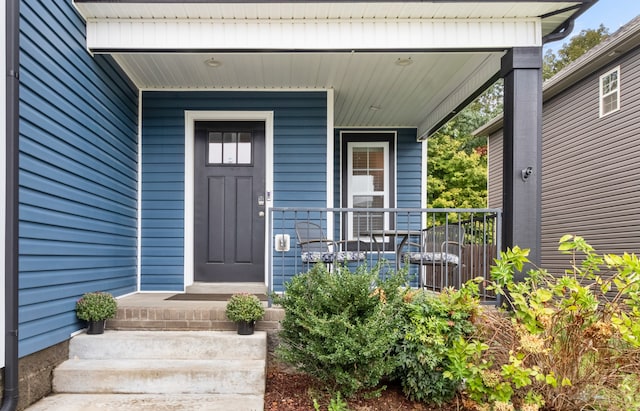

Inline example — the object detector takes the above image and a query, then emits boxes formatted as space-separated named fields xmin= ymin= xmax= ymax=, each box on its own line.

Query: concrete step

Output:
xmin=32 ymin=329 xmax=267 ymax=411
xmin=25 ymin=393 xmax=264 ymax=411
xmin=69 ymin=330 xmax=266 ymax=360
xmin=53 ymin=358 xmax=265 ymax=395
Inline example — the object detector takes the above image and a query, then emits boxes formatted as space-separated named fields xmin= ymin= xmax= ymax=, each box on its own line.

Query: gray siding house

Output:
xmin=2 ymin=1 xmax=594 ymax=409
xmin=478 ymin=15 xmax=640 ymax=274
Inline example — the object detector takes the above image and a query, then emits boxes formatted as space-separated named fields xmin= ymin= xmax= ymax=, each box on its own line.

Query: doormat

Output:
xmin=165 ymin=293 xmax=268 ymax=302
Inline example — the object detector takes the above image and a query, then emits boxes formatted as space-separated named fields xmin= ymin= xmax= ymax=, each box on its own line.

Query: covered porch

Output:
xmin=70 ymin=0 xmax=594 ymax=292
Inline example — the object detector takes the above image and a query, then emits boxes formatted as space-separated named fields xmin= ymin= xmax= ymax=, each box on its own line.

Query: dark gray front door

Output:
xmin=194 ymin=121 xmax=266 ymax=282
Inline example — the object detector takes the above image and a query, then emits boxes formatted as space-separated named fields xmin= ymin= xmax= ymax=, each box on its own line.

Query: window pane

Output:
xmin=353 ymin=195 xmax=383 ymax=209
xmin=603 ymin=92 xmax=618 ymax=114
xmin=223 ymin=132 xmax=237 ymax=164
xmin=368 ymin=148 xmax=384 ymax=169
xmin=237 ymin=132 xmax=252 ymax=164
xmin=602 ymin=76 xmax=611 ymax=94
xmin=352 ymin=148 xmax=368 ymax=169
xmin=370 ymin=170 xmax=385 ymax=191
xmin=208 ymin=132 xmax=222 ymax=164
xmin=351 ymin=147 xmax=385 ymax=192
xmin=353 ymin=212 xmax=384 ymax=234
xmin=353 ymin=195 xmax=373 ymax=208
xmin=602 ymin=71 xmax=619 ymax=95
xmin=610 ymin=71 xmax=618 ymax=90
xmin=352 ymin=175 xmax=374 ymax=192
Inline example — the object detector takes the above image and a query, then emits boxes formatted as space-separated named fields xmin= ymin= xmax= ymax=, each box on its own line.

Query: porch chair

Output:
xmin=401 ymin=224 xmax=463 ymax=290
xmin=294 ymin=221 xmax=367 ymax=268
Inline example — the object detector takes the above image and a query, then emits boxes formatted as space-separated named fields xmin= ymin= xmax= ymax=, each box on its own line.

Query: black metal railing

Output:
xmin=268 ymin=208 xmax=501 ymax=303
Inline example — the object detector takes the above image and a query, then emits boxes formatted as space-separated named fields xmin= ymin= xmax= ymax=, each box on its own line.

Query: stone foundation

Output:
xmin=0 ymin=340 xmax=69 ymax=410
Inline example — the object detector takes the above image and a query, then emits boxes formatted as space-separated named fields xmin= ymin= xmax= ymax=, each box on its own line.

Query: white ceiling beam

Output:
xmin=86 ymin=18 xmax=541 ymax=51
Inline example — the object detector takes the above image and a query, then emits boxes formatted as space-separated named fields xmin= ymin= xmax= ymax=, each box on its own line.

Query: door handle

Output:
xmin=258 ymin=195 xmax=265 ymax=206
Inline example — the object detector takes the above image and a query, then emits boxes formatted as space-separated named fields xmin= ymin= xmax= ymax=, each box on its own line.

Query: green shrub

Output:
xmin=313 ymin=392 xmax=350 ymax=411
xmin=273 ymin=263 xmax=407 ymax=397
xmin=75 ymin=291 xmax=118 ymax=321
xmin=395 ymin=284 xmax=479 ymax=404
xmin=225 ymin=293 xmax=265 ymax=322
xmin=445 ymin=236 xmax=640 ymax=411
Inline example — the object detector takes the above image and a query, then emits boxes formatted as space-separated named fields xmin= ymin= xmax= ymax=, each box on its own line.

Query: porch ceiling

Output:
xmin=74 ymin=1 xmax=591 ymax=137
xmin=113 ymin=51 xmax=504 ymax=131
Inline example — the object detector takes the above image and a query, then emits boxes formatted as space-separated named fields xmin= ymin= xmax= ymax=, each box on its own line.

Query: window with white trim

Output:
xmin=341 ymin=132 xmax=396 ymax=241
xmin=600 ymin=66 xmax=620 ymax=117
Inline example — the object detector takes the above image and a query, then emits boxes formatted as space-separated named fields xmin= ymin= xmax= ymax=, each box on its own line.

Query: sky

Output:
xmin=544 ymin=0 xmax=640 ymax=53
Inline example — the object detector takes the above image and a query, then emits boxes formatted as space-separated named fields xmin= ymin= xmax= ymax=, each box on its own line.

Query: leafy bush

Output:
xmin=76 ymin=291 xmax=118 ymax=321
xmin=395 ymin=284 xmax=479 ymax=404
xmin=225 ymin=293 xmax=265 ymax=322
xmin=313 ymin=393 xmax=350 ymax=411
xmin=445 ymin=236 xmax=640 ymax=411
xmin=273 ymin=263 xmax=407 ymax=397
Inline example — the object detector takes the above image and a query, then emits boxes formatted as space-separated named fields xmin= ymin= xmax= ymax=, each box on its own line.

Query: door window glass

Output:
xmin=208 ymin=131 xmax=253 ymax=165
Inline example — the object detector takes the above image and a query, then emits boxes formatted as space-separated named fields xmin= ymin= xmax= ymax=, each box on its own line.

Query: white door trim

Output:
xmin=184 ymin=111 xmax=274 ymax=288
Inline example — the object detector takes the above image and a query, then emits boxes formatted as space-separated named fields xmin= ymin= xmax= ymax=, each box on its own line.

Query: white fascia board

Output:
xmin=86 ymin=18 xmax=541 ymax=51
xmin=418 ymin=52 xmax=504 ymax=139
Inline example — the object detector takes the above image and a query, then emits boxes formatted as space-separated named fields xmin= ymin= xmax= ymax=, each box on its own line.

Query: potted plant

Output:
xmin=225 ymin=293 xmax=265 ymax=335
xmin=75 ymin=291 xmax=118 ymax=334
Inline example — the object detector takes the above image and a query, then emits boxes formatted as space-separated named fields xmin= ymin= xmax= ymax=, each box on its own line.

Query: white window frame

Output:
xmin=346 ymin=141 xmax=390 ymax=240
xmin=599 ymin=66 xmax=620 ymax=117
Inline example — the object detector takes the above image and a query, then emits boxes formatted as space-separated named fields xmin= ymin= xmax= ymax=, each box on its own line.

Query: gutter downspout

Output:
xmin=3 ymin=0 xmax=19 ymax=409
xmin=542 ymin=1 xmax=597 ymax=44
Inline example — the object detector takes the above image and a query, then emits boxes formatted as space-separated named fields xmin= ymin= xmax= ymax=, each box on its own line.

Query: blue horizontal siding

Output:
xmin=142 ymin=219 xmax=183 ymax=229
xmin=141 ymin=91 xmax=327 ymax=291
xmin=20 ymin=106 xmax=136 ymax=183
xmin=142 ymin=237 xmax=183 ymax=247
xmin=139 ymin=209 xmax=182 ymax=220
xmin=274 ymin=172 xmax=326 ymax=182
xmin=21 ymin=202 xmax=136 ymax=237
xmin=20 ymin=240 xmax=135 ymax=257
xmin=18 ymin=1 xmax=138 ymax=357
xmin=21 ymin=267 xmax=136 ymax=289
xmin=20 ymin=223 xmax=132 ymax=247
xmin=396 ymin=128 xmax=422 ymax=209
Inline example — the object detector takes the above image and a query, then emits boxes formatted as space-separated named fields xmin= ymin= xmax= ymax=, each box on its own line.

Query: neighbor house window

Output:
xmin=341 ymin=132 xmax=396 ymax=241
xmin=600 ymin=66 xmax=620 ymax=117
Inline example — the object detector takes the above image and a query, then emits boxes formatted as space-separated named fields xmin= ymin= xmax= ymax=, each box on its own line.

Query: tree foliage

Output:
xmin=543 ymin=25 xmax=610 ymax=80
xmin=426 ymin=82 xmax=500 ymax=211
xmin=426 ymin=133 xmax=487 ymax=211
